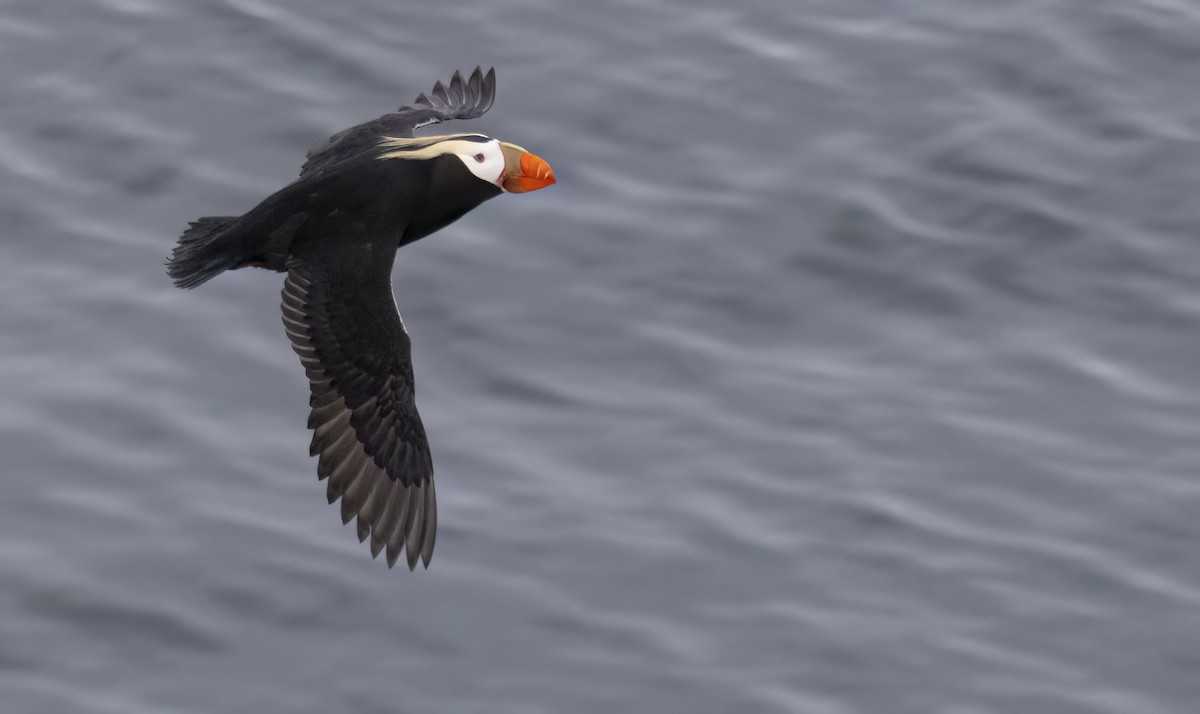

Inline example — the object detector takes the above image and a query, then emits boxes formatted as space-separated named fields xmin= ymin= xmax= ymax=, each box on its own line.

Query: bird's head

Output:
xmin=376 ymin=133 xmax=554 ymax=245
xmin=454 ymin=137 xmax=556 ymax=194
xmin=378 ymin=134 xmax=555 ymax=194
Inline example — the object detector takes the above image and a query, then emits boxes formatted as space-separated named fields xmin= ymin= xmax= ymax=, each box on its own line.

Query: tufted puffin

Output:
xmin=167 ymin=67 xmax=554 ymax=570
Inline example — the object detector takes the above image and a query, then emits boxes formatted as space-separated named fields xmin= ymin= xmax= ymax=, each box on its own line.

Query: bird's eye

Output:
xmin=473 ymin=153 xmax=486 ymax=163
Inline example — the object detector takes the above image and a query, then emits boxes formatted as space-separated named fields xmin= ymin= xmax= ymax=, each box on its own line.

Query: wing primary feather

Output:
xmin=317 ymin=427 xmax=359 ymax=479
xmin=405 ymin=492 xmax=425 ymax=571
xmin=340 ymin=461 xmax=373 ymax=525
xmin=326 ymin=449 xmax=362 ymax=503
xmin=448 ymin=70 xmax=465 ymax=105
xmin=420 ymin=481 xmax=437 ymax=568
xmin=383 ymin=487 xmax=412 ymax=567
xmin=369 ymin=484 xmax=399 ymax=557
xmin=480 ymin=67 xmax=496 ymax=114
xmin=310 ymin=389 xmax=341 ymax=409
xmin=358 ymin=475 xmax=391 ymax=546
xmin=466 ymin=68 xmax=483 ymax=109
xmin=431 ymin=80 xmax=450 ymax=108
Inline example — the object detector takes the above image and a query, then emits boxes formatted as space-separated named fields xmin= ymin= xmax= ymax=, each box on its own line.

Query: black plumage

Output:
xmin=167 ymin=67 xmax=554 ymax=569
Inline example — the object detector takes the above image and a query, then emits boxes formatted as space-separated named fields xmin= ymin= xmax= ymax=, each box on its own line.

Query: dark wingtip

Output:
xmin=404 ymin=67 xmax=496 ymax=122
xmin=420 ymin=481 xmax=436 ymax=568
xmin=481 ymin=67 xmax=496 ymax=114
xmin=430 ymin=79 xmax=450 ymax=108
xmin=447 ymin=70 xmax=465 ymax=105
xmin=466 ymin=67 xmax=484 ymax=109
xmin=405 ymin=520 xmax=422 ymax=571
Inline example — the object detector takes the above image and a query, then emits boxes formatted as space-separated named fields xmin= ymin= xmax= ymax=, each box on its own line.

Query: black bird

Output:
xmin=167 ymin=68 xmax=555 ymax=570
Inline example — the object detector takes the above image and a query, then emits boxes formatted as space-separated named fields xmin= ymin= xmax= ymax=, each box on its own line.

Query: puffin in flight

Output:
xmin=167 ymin=67 xmax=555 ymax=570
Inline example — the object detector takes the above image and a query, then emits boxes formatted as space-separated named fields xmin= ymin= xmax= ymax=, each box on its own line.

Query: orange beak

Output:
xmin=500 ymin=147 xmax=555 ymax=193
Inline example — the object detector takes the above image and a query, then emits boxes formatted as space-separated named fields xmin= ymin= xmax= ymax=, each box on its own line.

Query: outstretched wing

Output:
xmin=300 ymin=66 xmax=496 ymax=178
xmin=280 ymin=219 xmax=436 ymax=570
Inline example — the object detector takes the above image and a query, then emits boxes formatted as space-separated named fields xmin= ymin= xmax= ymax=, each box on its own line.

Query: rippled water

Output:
xmin=3 ymin=0 xmax=1200 ymax=711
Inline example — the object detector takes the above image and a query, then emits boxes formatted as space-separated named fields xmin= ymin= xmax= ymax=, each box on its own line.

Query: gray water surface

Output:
xmin=3 ymin=1 xmax=1200 ymax=712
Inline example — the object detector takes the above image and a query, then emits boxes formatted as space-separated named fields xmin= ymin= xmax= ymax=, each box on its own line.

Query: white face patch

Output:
xmin=377 ymin=134 xmax=507 ymax=189
xmin=452 ymin=139 xmax=505 ymax=187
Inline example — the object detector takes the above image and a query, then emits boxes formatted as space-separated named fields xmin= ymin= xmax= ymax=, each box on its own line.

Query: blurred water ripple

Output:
xmin=2 ymin=0 xmax=1199 ymax=712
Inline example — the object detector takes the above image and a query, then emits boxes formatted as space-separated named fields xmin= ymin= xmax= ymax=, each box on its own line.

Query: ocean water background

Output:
xmin=2 ymin=0 xmax=1200 ymax=712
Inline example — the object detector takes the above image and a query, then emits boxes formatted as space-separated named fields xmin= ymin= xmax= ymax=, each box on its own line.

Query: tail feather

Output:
xmin=167 ymin=216 xmax=241 ymax=288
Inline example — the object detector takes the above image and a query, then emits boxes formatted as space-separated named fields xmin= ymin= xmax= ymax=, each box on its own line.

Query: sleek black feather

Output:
xmin=167 ymin=216 xmax=241 ymax=288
